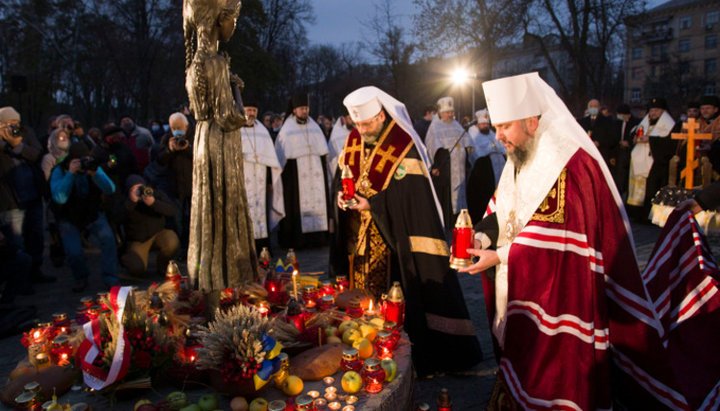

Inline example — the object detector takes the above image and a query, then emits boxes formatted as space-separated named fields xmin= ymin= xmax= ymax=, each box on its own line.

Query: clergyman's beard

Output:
xmin=508 ymin=132 xmax=537 ymax=168
xmin=361 ymin=132 xmax=380 ymax=145
xmin=246 ymin=116 xmax=256 ymax=125
xmin=295 ymin=115 xmax=308 ymax=124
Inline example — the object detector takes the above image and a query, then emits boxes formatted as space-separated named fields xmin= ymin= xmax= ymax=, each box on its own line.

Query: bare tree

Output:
xmin=413 ymin=0 xmax=530 ymax=82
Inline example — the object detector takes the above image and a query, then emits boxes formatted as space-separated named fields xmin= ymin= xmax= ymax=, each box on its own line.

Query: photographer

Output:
xmin=50 ymin=142 xmax=119 ymax=292
xmin=0 ymin=106 xmax=53 ymax=285
xmin=120 ymin=175 xmax=179 ymax=278
xmin=157 ymin=112 xmax=193 ymax=255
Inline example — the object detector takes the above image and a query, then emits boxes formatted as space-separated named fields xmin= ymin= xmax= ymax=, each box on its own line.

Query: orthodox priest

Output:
xmin=275 ymin=93 xmax=330 ymax=249
xmin=327 ymin=108 xmax=354 ymax=182
xmin=425 ymin=97 xmax=472 ymax=226
xmin=462 ymin=73 xmax=684 ymax=409
xmin=240 ymin=97 xmax=284 ymax=252
xmin=335 ymin=86 xmax=482 ymax=376
xmin=466 ymin=109 xmax=505 ymax=223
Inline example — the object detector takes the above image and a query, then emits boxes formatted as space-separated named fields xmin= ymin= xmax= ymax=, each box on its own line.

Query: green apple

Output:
xmin=179 ymin=405 xmax=202 ymax=411
xmin=341 ymin=370 xmax=363 ymax=394
xmin=198 ymin=394 xmax=218 ymax=411
xmin=381 ymin=358 xmax=398 ymax=382
xmin=166 ymin=391 xmax=188 ymax=410
xmin=338 ymin=320 xmax=359 ymax=335
xmin=325 ymin=325 xmax=339 ymax=337
xmin=342 ymin=328 xmax=362 ymax=345
xmin=248 ymin=397 xmax=268 ymax=411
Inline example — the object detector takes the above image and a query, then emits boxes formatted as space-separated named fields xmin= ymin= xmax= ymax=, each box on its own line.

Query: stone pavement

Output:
xmin=0 ymin=223 xmax=717 ymax=410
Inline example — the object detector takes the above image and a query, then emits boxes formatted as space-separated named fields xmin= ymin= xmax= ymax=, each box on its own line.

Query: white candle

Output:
xmin=292 ymin=270 xmax=299 ymax=299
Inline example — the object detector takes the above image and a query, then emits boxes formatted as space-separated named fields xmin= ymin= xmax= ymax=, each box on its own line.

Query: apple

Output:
xmin=341 ymin=370 xmax=363 ymax=394
xmin=281 ymin=375 xmax=304 ymax=396
xmin=325 ymin=326 xmax=339 ymax=337
xmin=338 ymin=320 xmax=359 ymax=335
xmin=249 ymin=397 xmax=268 ymax=411
xmin=327 ymin=335 xmax=342 ymax=344
xmin=342 ymin=328 xmax=362 ymax=345
xmin=134 ymin=399 xmax=154 ymax=411
xmin=381 ymin=358 xmax=398 ymax=382
xmin=166 ymin=392 xmax=188 ymax=410
xmin=179 ymin=405 xmax=202 ymax=411
xmin=198 ymin=394 xmax=219 ymax=411
xmin=359 ymin=324 xmax=378 ymax=341
xmin=352 ymin=338 xmax=373 ymax=359
xmin=230 ymin=396 xmax=249 ymax=411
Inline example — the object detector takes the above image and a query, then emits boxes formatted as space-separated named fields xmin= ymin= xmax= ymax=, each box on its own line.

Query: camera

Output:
xmin=79 ymin=156 xmax=99 ymax=172
xmin=136 ymin=185 xmax=154 ymax=198
xmin=175 ymin=136 xmax=189 ymax=149
xmin=8 ymin=124 xmax=22 ymax=137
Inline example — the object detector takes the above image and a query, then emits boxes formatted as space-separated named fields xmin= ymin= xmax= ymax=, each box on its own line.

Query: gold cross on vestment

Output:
xmin=343 ymin=141 xmax=363 ymax=166
xmin=671 ymin=117 xmax=712 ymax=189
xmin=374 ymin=145 xmax=398 ymax=173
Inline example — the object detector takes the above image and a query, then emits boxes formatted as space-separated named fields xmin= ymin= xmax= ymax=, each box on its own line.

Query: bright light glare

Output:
xmin=451 ymin=68 xmax=469 ymax=85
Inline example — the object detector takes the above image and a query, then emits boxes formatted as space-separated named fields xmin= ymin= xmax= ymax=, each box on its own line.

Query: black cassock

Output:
xmin=430 ymin=148 xmax=453 ymax=232
xmin=278 ymin=156 xmax=331 ymax=249
xmin=466 ymin=155 xmax=496 ymax=224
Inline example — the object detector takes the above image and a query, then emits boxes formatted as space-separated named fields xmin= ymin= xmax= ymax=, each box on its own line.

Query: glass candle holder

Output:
xmin=319 ymin=294 xmax=335 ymax=311
xmin=319 ymin=280 xmax=335 ymax=297
xmin=383 ymin=282 xmax=405 ymax=328
xmin=80 ymin=296 xmax=94 ymax=309
xmin=341 ymin=348 xmax=362 ymax=372
xmin=335 ymin=276 xmax=349 ymax=292
xmin=302 ymin=285 xmax=319 ymax=309
xmin=51 ymin=335 xmax=73 ymax=366
xmin=307 ymin=390 xmax=320 ymax=399
xmin=346 ymin=299 xmax=363 ymax=319
xmin=382 ymin=321 xmax=401 ymax=347
xmin=256 ymin=300 xmax=270 ymax=317
xmin=362 ymin=358 xmax=386 ymax=394
xmin=374 ymin=330 xmax=395 ymax=360
xmin=268 ymin=400 xmax=287 ymax=411
xmin=327 ymin=402 xmax=341 ymax=411
xmin=322 ymin=376 xmax=335 ymax=386
xmin=295 ymin=395 xmax=316 ymax=411
xmin=313 ymin=398 xmax=328 ymax=410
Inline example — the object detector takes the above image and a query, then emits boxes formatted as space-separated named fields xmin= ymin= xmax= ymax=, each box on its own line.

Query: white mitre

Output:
xmin=437 ymin=96 xmax=454 ymax=113
xmin=482 ymin=73 xmax=543 ymax=124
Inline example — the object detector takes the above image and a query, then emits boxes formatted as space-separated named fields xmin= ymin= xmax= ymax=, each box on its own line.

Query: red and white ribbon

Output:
xmin=76 ymin=286 xmax=133 ymax=390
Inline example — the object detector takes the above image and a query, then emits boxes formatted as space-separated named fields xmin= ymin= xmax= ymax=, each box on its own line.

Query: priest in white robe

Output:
xmin=240 ymin=98 xmax=285 ymax=252
xmin=467 ymin=109 xmax=506 ymax=222
xmin=327 ymin=108 xmax=354 ymax=182
xmin=426 ymin=96 xmax=472 ymax=225
xmin=275 ymin=93 xmax=331 ymax=249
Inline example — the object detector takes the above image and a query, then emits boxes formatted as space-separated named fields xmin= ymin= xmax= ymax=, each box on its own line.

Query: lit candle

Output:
xmin=345 ymin=395 xmax=358 ymax=405
xmin=256 ymin=301 xmax=270 ymax=316
xmin=314 ymin=398 xmax=328 ymax=410
xmin=325 ymin=386 xmax=338 ymax=394
xmin=307 ymin=390 xmax=320 ymax=399
xmin=292 ymin=270 xmax=299 ymax=299
xmin=324 ymin=392 xmax=337 ymax=402
xmin=342 ymin=406 xmax=355 ymax=411
xmin=328 ymin=402 xmax=341 ymax=411
xmin=365 ymin=299 xmax=376 ymax=317
xmin=323 ymin=376 xmax=335 ymax=386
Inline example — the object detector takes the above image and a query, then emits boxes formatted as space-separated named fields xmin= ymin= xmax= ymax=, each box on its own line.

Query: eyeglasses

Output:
xmin=354 ymin=112 xmax=382 ymax=130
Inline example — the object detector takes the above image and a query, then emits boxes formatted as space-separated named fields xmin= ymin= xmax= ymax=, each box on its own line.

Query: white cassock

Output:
xmin=468 ymin=127 xmax=506 ymax=185
xmin=425 ymin=119 xmax=472 ymax=213
xmin=627 ymin=111 xmax=675 ymax=206
xmin=275 ymin=116 xmax=329 ymax=233
xmin=328 ymin=117 xmax=353 ymax=182
xmin=240 ymin=120 xmax=285 ymax=239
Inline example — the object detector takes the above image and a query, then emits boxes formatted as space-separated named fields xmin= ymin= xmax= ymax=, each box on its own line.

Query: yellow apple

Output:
xmin=281 ymin=375 xmax=304 ymax=396
xmin=341 ymin=370 xmax=363 ymax=394
xmin=342 ymin=328 xmax=362 ymax=345
xmin=381 ymin=358 xmax=398 ymax=382
xmin=359 ymin=324 xmax=378 ymax=341
xmin=352 ymin=338 xmax=373 ymax=359
xmin=248 ymin=398 xmax=268 ymax=411
xmin=338 ymin=320 xmax=359 ymax=335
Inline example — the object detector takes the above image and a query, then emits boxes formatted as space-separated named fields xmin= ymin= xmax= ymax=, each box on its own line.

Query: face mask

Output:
xmin=172 ymin=130 xmax=185 ymax=137
xmin=151 ymin=125 xmax=161 ymax=132
xmin=588 ymin=108 xmax=599 ymax=116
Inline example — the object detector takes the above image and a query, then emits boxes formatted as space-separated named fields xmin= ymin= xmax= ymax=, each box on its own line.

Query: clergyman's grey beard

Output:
xmin=361 ymin=132 xmax=380 ymax=144
xmin=508 ymin=132 xmax=537 ymax=167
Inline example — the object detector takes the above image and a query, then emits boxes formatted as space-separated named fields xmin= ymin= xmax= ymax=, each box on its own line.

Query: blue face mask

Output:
xmin=172 ymin=130 xmax=185 ymax=137
xmin=588 ymin=107 xmax=599 ymax=116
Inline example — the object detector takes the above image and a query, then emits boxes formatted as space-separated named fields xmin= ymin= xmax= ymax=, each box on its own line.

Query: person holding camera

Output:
xmin=50 ymin=142 xmax=119 ymax=292
xmin=0 ymin=106 xmax=53 ymax=285
xmin=120 ymin=174 xmax=179 ymax=278
xmin=157 ymin=112 xmax=193 ymax=254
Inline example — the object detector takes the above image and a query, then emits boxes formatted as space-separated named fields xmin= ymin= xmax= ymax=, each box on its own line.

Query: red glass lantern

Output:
xmin=449 ymin=209 xmax=473 ymax=269
xmin=374 ymin=330 xmax=395 ymax=360
xmin=335 ymin=276 xmax=349 ymax=293
xmin=340 ymin=348 xmax=362 ymax=372
xmin=346 ymin=299 xmax=364 ymax=319
xmin=383 ymin=282 xmax=405 ymax=328
xmin=341 ymin=166 xmax=358 ymax=207
xmin=361 ymin=358 xmax=386 ymax=394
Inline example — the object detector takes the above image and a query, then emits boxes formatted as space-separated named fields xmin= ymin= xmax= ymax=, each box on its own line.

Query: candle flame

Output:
xmin=33 ymin=330 xmax=41 ymax=340
xmin=190 ymin=354 xmax=196 ymax=362
xmin=368 ymin=299 xmax=374 ymax=311
xmin=292 ymin=270 xmax=298 ymax=277
xmin=270 ymin=284 xmax=276 ymax=292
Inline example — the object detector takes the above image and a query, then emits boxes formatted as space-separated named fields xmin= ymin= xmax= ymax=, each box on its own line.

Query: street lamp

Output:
xmin=450 ymin=67 xmax=477 ymax=114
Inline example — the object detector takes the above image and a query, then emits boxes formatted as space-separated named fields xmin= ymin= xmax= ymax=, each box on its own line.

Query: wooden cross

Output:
xmin=374 ymin=145 xmax=399 ymax=173
xmin=671 ymin=117 xmax=712 ymax=189
xmin=343 ymin=140 xmax=363 ymax=166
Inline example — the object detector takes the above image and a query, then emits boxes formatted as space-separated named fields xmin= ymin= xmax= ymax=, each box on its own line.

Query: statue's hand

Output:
xmin=230 ymin=73 xmax=244 ymax=90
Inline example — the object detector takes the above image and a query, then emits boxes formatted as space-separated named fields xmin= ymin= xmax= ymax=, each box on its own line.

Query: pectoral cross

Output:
xmin=343 ymin=140 xmax=363 ymax=166
xmin=671 ymin=117 xmax=712 ymax=189
xmin=374 ymin=145 xmax=398 ymax=173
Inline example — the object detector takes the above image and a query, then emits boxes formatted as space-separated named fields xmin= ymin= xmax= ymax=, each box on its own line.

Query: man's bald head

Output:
xmin=168 ymin=112 xmax=189 ymax=132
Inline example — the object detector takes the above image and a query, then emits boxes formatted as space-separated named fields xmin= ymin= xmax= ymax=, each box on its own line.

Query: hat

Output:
xmin=437 ymin=97 xmax=454 ymax=113
xmin=243 ymin=92 xmax=259 ymax=109
xmin=647 ymin=97 xmax=668 ymax=110
xmin=699 ymin=95 xmax=720 ymax=108
xmin=68 ymin=142 xmax=90 ymax=160
xmin=290 ymin=93 xmax=309 ymax=110
xmin=125 ymin=174 xmax=145 ymax=191
xmin=102 ymin=126 xmax=125 ymax=138
xmin=475 ymin=109 xmax=490 ymax=124
xmin=616 ymin=103 xmax=631 ymax=115
xmin=0 ymin=106 xmax=20 ymax=122
xmin=343 ymin=87 xmax=383 ymax=122
xmin=482 ymin=73 xmax=543 ymax=124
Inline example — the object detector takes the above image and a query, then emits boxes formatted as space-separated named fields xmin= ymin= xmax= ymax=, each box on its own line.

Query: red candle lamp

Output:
xmin=383 ymin=282 xmax=405 ymax=328
xmin=450 ymin=209 xmax=473 ymax=269
xmin=295 ymin=395 xmax=316 ymax=411
xmin=335 ymin=276 xmax=349 ymax=293
xmin=374 ymin=330 xmax=395 ymax=360
xmin=318 ymin=294 xmax=335 ymax=311
xmin=302 ymin=285 xmax=319 ymax=309
xmin=165 ymin=260 xmax=182 ymax=291
xmin=75 ymin=306 xmax=88 ymax=325
xmin=319 ymin=280 xmax=335 ymax=297
xmin=437 ymin=388 xmax=452 ymax=411
xmin=382 ymin=321 xmax=401 ymax=347
xmin=96 ymin=292 xmax=109 ymax=311
xmin=340 ymin=347 xmax=362 ymax=372
xmin=256 ymin=301 xmax=270 ymax=317
xmin=80 ymin=296 xmax=94 ymax=309
xmin=341 ymin=166 xmax=358 ymax=207
xmin=286 ymin=298 xmax=306 ymax=333
xmin=361 ymin=358 xmax=386 ymax=394
xmin=268 ymin=400 xmax=287 ymax=411
xmin=259 ymin=247 xmax=272 ymax=270
xmin=346 ymin=299 xmax=364 ymax=319
xmin=51 ymin=335 xmax=73 ymax=366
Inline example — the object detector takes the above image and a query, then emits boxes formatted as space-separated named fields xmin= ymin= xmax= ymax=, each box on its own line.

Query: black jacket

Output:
xmin=122 ymin=188 xmax=178 ymax=242
xmin=0 ymin=132 xmax=43 ymax=211
xmin=157 ymin=133 xmax=193 ymax=201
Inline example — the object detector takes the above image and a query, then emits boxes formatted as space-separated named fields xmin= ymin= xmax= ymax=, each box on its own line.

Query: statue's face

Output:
xmin=218 ymin=16 xmax=237 ymax=42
